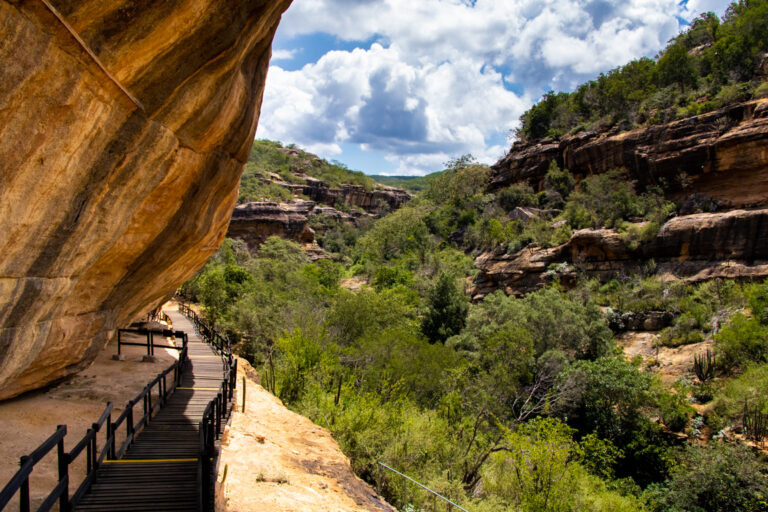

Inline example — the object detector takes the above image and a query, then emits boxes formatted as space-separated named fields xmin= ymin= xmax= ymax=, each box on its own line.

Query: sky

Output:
xmin=255 ymin=0 xmax=733 ymax=176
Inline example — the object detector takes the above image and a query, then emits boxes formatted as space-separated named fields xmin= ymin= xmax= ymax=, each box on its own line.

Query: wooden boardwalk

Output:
xmin=75 ymin=310 xmax=225 ymax=512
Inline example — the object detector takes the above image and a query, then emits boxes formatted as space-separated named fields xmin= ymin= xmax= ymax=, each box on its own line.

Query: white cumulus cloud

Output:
xmin=257 ymin=0 xmax=734 ymax=174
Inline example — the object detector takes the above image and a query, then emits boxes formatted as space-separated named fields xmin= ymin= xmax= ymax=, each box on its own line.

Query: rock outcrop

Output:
xmin=227 ymin=200 xmax=363 ymax=256
xmin=473 ymin=208 xmax=768 ymax=299
xmin=301 ymin=180 xmax=412 ymax=213
xmin=0 ymin=0 xmax=291 ymax=399
xmin=491 ymin=99 xmax=768 ymax=208
xmin=228 ymin=201 xmax=318 ymax=250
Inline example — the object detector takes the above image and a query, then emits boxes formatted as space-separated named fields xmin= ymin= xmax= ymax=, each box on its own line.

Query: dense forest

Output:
xmin=182 ymin=2 xmax=768 ymax=511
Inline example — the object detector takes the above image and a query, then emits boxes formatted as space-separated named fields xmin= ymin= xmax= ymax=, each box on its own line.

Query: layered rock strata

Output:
xmin=0 ymin=0 xmax=291 ymax=399
xmin=491 ymin=99 xmax=768 ymax=208
xmin=473 ymin=209 xmax=768 ymax=299
xmin=227 ymin=200 xmax=363 ymax=255
xmin=228 ymin=201 xmax=317 ymax=251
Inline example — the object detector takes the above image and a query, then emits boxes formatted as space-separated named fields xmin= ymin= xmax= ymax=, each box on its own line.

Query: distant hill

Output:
xmin=368 ymin=173 xmax=437 ymax=193
xmin=241 ymin=140 xmax=378 ymax=203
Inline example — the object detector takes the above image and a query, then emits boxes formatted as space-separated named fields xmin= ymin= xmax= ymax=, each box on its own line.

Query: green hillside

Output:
xmin=518 ymin=1 xmax=768 ymax=141
xmin=185 ymin=3 xmax=768 ymax=511
xmin=239 ymin=140 xmax=377 ymax=203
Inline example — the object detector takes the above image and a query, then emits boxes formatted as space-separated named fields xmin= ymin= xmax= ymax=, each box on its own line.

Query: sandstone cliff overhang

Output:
xmin=0 ymin=0 xmax=292 ymax=400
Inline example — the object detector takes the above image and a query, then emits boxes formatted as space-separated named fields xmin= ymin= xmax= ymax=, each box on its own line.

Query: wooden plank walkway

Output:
xmin=75 ymin=310 xmax=224 ymax=512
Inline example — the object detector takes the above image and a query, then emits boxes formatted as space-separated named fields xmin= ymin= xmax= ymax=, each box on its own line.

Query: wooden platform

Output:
xmin=74 ymin=311 xmax=225 ymax=512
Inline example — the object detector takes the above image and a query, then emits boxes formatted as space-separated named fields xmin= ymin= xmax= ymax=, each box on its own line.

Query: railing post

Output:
xmin=127 ymin=401 xmax=134 ymax=440
xmin=109 ymin=421 xmax=116 ymax=459
xmin=85 ymin=428 xmax=93 ymax=475
xmin=242 ymin=376 xmax=246 ymax=414
xmin=117 ymin=330 xmax=122 ymax=356
xmin=57 ymin=426 xmax=70 ymax=512
xmin=20 ymin=455 xmax=30 ymax=512
xmin=146 ymin=331 xmax=151 ymax=355
xmin=215 ymin=393 xmax=221 ymax=437
xmin=144 ymin=389 xmax=149 ymax=425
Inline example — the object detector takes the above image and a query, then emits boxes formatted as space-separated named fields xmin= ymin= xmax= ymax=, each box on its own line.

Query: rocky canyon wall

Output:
xmin=0 ymin=0 xmax=292 ymax=399
xmin=491 ymin=99 xmax=768 ymax=208
xmin=473 ymin=209 xmax=768 ymax=299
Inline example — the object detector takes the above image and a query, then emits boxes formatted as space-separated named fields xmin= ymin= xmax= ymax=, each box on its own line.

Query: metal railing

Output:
xmin=377 ymin=462 xmax=470 ymax=512
xmin=117 ymin=327 xmax=188 ymax=357
xmin=0 ymin=339 xmax=188 ymax=511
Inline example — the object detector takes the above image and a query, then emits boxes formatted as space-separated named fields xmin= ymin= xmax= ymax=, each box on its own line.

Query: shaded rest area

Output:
xmin=0 ymin=307 xmax=182 ymax=510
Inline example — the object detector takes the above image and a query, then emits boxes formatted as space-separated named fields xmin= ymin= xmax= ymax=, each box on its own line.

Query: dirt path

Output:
xmin=216 ymin=360 xmax=396 ymax=512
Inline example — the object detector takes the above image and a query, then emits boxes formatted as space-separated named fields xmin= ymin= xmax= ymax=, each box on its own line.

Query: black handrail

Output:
xmin=178 ymin=302 xmax=237 ymax=512
xmin=117 ymin=328 xmax=188 ymax=356
xmin=0 ymin=335 xmax=188 ymax=511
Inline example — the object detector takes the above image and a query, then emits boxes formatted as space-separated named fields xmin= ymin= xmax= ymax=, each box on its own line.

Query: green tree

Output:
xmin=656 ymin=42 xmax=698 ymax=93
xmin=421 ymin=272 xmax=469 ymax=343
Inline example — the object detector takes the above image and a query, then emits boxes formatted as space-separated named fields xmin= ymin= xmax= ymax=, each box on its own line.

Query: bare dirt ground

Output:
xmin=216 ymin=359 xmax=395 ymax=512
xmin=0 ymin=321 xmax=179 ymax=510
xmin=618 ymin=331 xmax=713 ymax=385
xmin=340 ymin=277 xmax=368 ymax=291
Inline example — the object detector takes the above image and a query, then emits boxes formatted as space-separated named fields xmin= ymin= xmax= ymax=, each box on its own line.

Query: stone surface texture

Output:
xmin=491 ymin=99 xmax=768 ymax=208
xmin=473 ymin=209 xmax=768 ymax=299
xmin=0 ymin=0 xmax=292 ymax=399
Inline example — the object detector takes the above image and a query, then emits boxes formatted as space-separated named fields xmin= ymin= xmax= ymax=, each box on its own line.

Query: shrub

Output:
xmin=544 ymin=161 xmax=576 ymax=200
xmin=645 ymin=443 xmax=768 ymax=512
xmin=715 ymin=312 xmax=768 ymax=371
xmin=421 ymin=272 xmax=469 ymax=344
xmin=499 ymin=183 xmax=538 ymax=212
xmin=754 ymin=81 xmax=768 ymax=98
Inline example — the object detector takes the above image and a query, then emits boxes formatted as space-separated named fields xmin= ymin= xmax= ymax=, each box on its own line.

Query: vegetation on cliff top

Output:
xmin=517 ymin=0 xmax=768 ymax=141
xmin=239 ymin=139 xmax=377 ymax=203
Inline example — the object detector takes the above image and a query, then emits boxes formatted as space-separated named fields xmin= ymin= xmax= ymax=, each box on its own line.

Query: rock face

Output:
xmin=228 ymin=201 xmax=318 ymax=250
xmin=0 ymin=0 xmax=291 ymax=399
xmin=491 ymin=99 xmax=768 ymax=208
xmin=226 ymin=200 xmax=365 ymax=257
xmin=473 ymin=209 xmax=768 ymax=299
xmin=301 ymin=180 xmax=412 ymax=213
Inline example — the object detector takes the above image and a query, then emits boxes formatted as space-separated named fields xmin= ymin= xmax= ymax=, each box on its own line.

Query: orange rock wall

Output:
xmin=0 ymin=0 xmax=292 ymax=399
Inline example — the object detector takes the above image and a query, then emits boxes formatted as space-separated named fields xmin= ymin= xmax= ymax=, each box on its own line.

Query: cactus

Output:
xmin=693 ymin=349 xmax=716 ymax=382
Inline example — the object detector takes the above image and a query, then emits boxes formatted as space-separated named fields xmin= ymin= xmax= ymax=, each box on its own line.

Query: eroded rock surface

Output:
xmin=0 ymin=0 xmax=291 ymax=399
xmin=491 ymin=99 xmax=768 ymax=208
xmin=473 ymin=209 xmax=768 ymax=298
xmin=228 ymin=201 xmax=318 ymax=250
xmin=227 ymin=200 xmax=366 ymax=258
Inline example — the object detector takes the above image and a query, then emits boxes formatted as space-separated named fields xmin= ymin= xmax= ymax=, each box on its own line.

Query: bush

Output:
xmin=421 ymin=272 xmax=469 ymax=344
xmin=499 ymin=183 xmax=538 ymax=212
xmin=715 ymin=312 xmax=768 ymax=371
xmin=563 ymin=170 xmax=644 ymax=229
xmin=712 ymin=363 xmax=768 ymax=426
xmin=544 ymin=161 xmax=576 ymax=200
xmin=754 ymin=81 xmax=768 ymax=98
xmin=645 ymin=443 xmax=768 ymax=512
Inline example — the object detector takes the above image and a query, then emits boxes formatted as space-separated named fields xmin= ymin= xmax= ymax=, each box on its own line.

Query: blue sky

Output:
xmin=255 ymin=0 xmax=733 ymax=176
